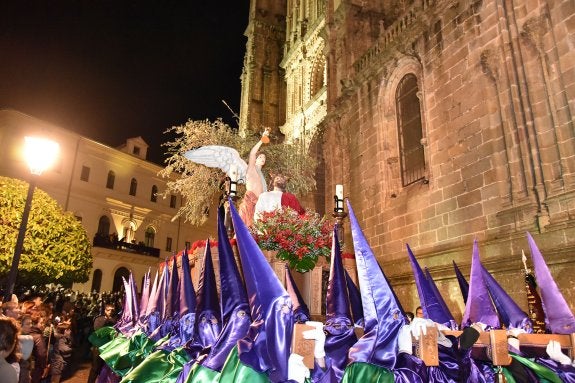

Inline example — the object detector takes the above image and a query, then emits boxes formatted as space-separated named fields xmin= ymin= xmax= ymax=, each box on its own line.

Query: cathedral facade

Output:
xmin=240 ymin=0 xmax=575 ymax=319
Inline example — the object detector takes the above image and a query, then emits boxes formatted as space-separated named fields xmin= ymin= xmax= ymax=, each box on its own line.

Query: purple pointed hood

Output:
xmin=527 ymin=232 xmax=575 ymax=334
xmin=452 ymin=260 xmax=469 ymax=304
xmin=138 ymin=269 xmax=151 ymax=320
xmin=344 ymin=269 xmax=364 ymax=326
xmin=145 ymin=269 xmax=161 ymax=317
xmin=480 ymin=264 xmax=532 ymax=332
xmin=461 ymin=240 xmax=500 ymax=329
xmin=179 ymin=250 xmax=197 ymax=317
xmin=194 ymin=240 xmax=222 ymax=348
xmin=229 ymin=198 xmax=293 ymax=383
xmin=347 ymin=200 xmax=404 ymax=369
xmin=202 ymin=206 xmax=251 ymax=372
xmin=324 ymin=227 xmax=358 ymax=381
xmin=129 ymin=273 xmax=139 ymax=323
xmin=165 ymin=254 xmax=181 ymax=320
xmin=407 ymin=244 xmax=454 ymax=327
xmin=424 ymin=267 xmax=457 ymax=329
xmin=144 ymin=263 xmax=167 ymax=336
xmin=285 ymin=265 xmax=310 ymax=323
xmin=115 ymin=276 xmax=133 ymax=334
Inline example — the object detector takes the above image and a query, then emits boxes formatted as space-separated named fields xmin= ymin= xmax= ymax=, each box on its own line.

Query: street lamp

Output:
xmin=4 ymin=136 xmax=59 ymax=301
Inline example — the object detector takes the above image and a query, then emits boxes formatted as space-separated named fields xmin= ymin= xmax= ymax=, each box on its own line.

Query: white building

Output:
xmin=0 ymin=109 xmax=214 ymax=293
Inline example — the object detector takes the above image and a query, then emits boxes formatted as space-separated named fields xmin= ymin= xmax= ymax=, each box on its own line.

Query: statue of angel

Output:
xmin=183 ymin=128 xmax=270 ymax=227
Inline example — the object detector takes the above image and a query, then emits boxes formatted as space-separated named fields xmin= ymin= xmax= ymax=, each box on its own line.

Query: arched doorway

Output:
xmin=112 ymin=267 xmax=130 ymax=293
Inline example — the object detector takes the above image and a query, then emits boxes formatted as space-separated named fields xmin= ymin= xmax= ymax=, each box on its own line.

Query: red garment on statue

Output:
xmin=281 ymin=192 xmax=305 ymax=215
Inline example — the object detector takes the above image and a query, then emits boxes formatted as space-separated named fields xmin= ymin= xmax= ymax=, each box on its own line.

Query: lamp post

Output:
xmin=4 ymin=137 xmax=59 ymax=301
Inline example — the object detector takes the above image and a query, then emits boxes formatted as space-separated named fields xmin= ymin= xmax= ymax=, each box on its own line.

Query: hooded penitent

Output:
xmin=424 ymin=268 xmax=458 ymax=330
xmin=201 ymin=206 xmax=251 ymax=372
xmin=346 ymin=200 xmax=404 ymax=369
xmin=461 ymin=240 xmax=500 ymax=329
xmin=406 ymin=244 xmax=455 ymax=329
xmin=480 ymin=264 xmax=532 ymax=332
xmin=229 ymin=197 xmax=293 ymax=383
xmin=526 ymin=232 xmax=575 ymax=334
xmin=193 ymin=240 xmax=222 ymax=349
xmin=324 ymin=228 xmax=358 ymax=381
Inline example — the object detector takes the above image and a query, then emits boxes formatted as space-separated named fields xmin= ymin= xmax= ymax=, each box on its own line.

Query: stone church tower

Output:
xmin=241 ymin=0 xmax=575 ymax=321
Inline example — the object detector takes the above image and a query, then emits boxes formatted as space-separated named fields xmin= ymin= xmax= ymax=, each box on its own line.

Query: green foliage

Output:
xmin=159 ymin=118 xmax=317 ymax=225
xmin=0 ymin=176 xmax=92 ymax=287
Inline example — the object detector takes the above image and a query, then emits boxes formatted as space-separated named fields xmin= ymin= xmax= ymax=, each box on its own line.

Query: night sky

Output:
xmin=0 ymin=1 xmax=250 ymax=164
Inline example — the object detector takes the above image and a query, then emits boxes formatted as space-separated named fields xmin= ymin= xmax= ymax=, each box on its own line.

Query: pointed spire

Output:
xmin=452 ymin=260 xmax=469 ymax=304
xmin=347 ymin=200 xmax=404 ymax=368
xmin=527 ymin=232 xmax=575 ymax=334
xmin=202 ymin=206 xmax=251 ymax=372
xmin=229 ymin=198 xmax=293 ymax=381
xmin=461 ymin=240 xmax=500 ymax=329
xmin=480 ymin=264 xmax=532 ymax=332
xmin=285 ymin=265 xmax=310 ymax=323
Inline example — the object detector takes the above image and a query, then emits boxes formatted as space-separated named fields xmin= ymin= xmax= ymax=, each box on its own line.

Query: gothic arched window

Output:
xmin=396 ymin=74 xmax=425 ymax=186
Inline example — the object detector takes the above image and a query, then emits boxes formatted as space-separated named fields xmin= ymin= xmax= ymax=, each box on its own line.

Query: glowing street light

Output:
xmin=4 ymin=137 xmax=59 ymax=301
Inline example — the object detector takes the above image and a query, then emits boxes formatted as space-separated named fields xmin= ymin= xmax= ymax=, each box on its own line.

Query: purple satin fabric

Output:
xmin=347 ymin=201 xmax=404 ymax=369
xmin=196 ymin=311 xmax=222 ymax=349
xmin=536 ymin=358 xmax=575 ymax=383
xmin=459 ymin=348 xmax=496 ymax=383
xmin=394 ymin=353 xmax=428 ymax=382
xmin=203 ymin=306 xmax=251 ymax=371
xmin=461 ymin=240 xmax=500 ymax=329
xmin=481 ymin=264 xmax=532 ymax=332
xmin=310 ymin=359 xmax=337 ymax=383
xmin=527 ymin=232 xmax=575 ymax=334
xmin=160 ymin=312 xmax=196 ymax=352
xmin=324 ymin=317 xmax=357 ymax=381
xmin=344 ymin=270 xmax=364 ymax=326
xmin=237 ymin=296 xmax=293 ymax=383
xmin=437 ymin=343 xmax=460 ymax=382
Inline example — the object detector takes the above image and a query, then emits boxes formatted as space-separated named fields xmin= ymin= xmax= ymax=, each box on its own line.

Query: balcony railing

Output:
xmin=93 ymin=234 xmax=160 ymax=257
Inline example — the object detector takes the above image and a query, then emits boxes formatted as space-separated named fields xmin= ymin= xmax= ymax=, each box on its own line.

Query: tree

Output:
xmin=0 ymin=176 xmax=92 ymax=289
xmin=159 ymin=118 xmax=318 ymax=226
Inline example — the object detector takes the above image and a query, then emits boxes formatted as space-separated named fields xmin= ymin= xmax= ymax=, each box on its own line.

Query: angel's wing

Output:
xmin=183 ymin=145 xmax=248 ymax=182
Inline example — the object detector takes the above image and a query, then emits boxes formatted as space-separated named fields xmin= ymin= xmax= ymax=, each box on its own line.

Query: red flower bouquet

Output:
xmin=250 ymin=208 xmax=332 ymax=272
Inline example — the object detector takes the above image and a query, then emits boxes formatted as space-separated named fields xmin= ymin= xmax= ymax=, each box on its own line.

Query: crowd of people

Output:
xmin=0 ymin=285 xmax=122 ymax=383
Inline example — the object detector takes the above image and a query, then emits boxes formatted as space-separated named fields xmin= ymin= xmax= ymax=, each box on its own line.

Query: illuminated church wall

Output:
xmin=244 ymin=0 xmax=575 ymax=319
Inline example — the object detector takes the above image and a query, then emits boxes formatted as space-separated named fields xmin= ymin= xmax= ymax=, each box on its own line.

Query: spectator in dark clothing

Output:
xmin=87 ymin=304 xmax=115 ymax=383
xmin=29 ymin=313 xmax=48 ymax=383
xmin=49 ymin=323 xmax=73 ymax=383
